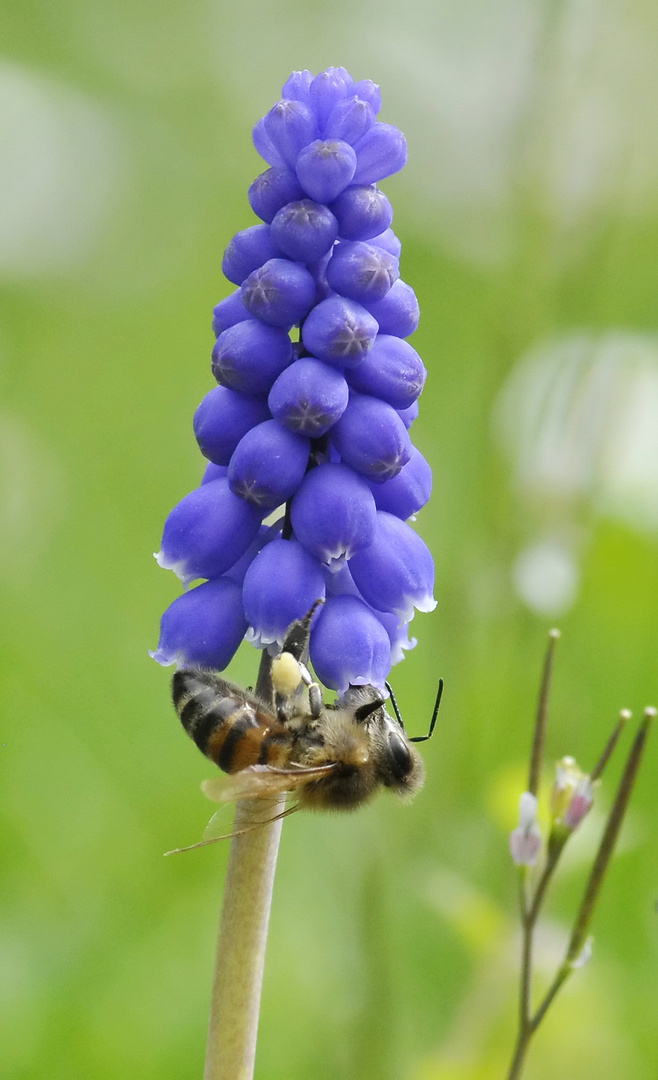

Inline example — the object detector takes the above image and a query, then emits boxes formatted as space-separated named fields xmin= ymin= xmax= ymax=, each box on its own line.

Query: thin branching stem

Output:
xmin=564 ymin=707 xmax=655 ymax=967
xmin=528 ymin=629 xmax=560 ymax=797
xmin=506 ymin=708 xmax=654 ymax=1080
xmin=508 ymin=838 xmax=565 ymax=1080
xmin=590 ymin=709 xmax=631 ymax=783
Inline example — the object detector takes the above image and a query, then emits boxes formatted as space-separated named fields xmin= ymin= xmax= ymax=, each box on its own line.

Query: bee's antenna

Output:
xmin=386 ymin=678 xmax=444 ymax=742
xmin=410 ymin=678 xmax=444 ymax=744
xmin=385 ymin=681 xmax=405 ymax=729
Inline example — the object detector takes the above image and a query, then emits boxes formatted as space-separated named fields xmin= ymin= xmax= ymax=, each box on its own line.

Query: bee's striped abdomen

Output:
xmin=172 ymin=669 xmax=290 ymax=774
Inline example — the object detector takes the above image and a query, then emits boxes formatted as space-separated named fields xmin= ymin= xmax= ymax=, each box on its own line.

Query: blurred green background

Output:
xmin=1 ymin=2 xmax=657 ymax=1078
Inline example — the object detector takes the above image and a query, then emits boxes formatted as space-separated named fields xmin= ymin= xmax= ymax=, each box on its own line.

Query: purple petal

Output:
xmin=310 ymin=594 xmax=391 ymax=693
xmin=241 ymin=258 xmax=316 ymax=328
xmin=301 ymin=296 xmax=378 ymax=368
xmin=348 ymin=511 xmax=436 ymax=621
xmin=212 ymin=290 xmax=251 ymax=336
xmin=352 ymin=123 xmax=407 ymax=185
xmin=291 ymin=462 xmax=377 ymax=568
xmin=228 ymin=419 xmax=310 ymax=509
xmin=194 ymin=385 xmax=271 ymax=466
xmin=270 ymin=199 xmax=338 ymax=264
xmin=367 ymin=446 xmax=432 ymax=519
xmin=222 ymin=224 xmax=280 ymax=286
xmin=397 ymin=401 xmax=419 ymax=429
xmin=346 ymin=334 xmax=426 ymax=409
xmin=252 ymin=117 xmax=286 ymax=167
xmin=330 ymin=393 xmax=412 ymax=482
xmin=295 ymin=139 xmax=357 ymax=204
xmin=150 ymin=577 xmax=247 ymax=670
xmin=364 ymin=279 xmax=420 ymax=338
xmin=310 ymin=71 xmax=350 ymax=133
xmin=268 ymin=357 xmax=349 ymax=436
xmin=329 ymin=184 xmax=393 ymax=241
xmin=264 ymin=100 xmax=318 ymax=167
xmin=281 ymin=70 xmax=314 ymax=105
xmin=351 ymin=80 xmax=381 ymax=115
xmin=156 ymin=477 xmax=263 ymax=584
xmin=243 ymin=537 xmax=325 ymax=647
xmin=248 ymin=167 xmax=305 ymax=224
xmin=368 ymin=228 xmax=401 ymax=259
xmin=324 ymin=98 xmax=376 ymax=146
xmin=325 ymin=240 xmax=399 ymax=305
xmin=211 ymin=320 xmax=293 ymax=394
xmin=201 ymin=462 xmax=228 ymax=485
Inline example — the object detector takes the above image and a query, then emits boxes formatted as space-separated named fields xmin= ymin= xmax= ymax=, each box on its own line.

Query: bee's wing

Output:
xmin=201 ymin=762 xmax=337 ymax=803
xmin=202 ymin=806 xmax=232 ymax=840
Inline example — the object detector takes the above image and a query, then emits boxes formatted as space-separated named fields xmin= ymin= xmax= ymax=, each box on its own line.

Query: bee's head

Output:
xmin=339 ymin=685 xmax=426 ymax=800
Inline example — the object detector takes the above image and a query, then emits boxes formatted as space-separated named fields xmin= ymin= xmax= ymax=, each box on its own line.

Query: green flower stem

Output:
xmin=509 ymin=837 xmax=566 ymax=1080
xmin=203 ymin=795 xmax=285 ymax=1080
xmin=507 ymin=708 xmax=654 ymax=1080
xmin=563 ymin=707 xmax=655 ymax=968
xmin=590 ymin=709 xmax=631 ymax=782
xmin=528 ymin=629 xmax=560 ymax=797
xmin=203 ymin=651 xmax=284 ymax=1080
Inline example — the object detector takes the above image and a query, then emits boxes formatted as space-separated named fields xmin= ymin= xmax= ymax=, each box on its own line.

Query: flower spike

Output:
xmin=152 ymin=68 xmax=435 ymax=692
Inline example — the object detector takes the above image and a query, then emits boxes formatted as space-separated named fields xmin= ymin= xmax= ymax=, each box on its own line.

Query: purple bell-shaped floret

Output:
xmin=268 ymin=358 xmax=349 ymax=436
xmin=291 ymin=462 xmax=377 ymax=569
xmin=301 ymin=296 xmax=378 ymax=367
xmin=349 ymin=511 xmax=437 ymax=622
xmin=212 ymin=320 xmax=292 ymax=394
xmin=194 ymin=385 xmax=271 ymax=466
xmin=295 ymin=139 xmax=357 ymax=204
xmin=310 ymin=594 xmax=391 ymax=693
xmin=367 ymin=446 xmax=432 ymax=519
xmin=330 ymin=393 xmax=412 ymax=482
xmin=347 ymin=335 xmax=426 ymax=409
xmin=242 ymin=258 xmax=317 ymax=328
xmin=243 ymin=536 xmax=325 ymax=648
xmin=150 ymin=577 xmax=247 ymax=670
xmin=329 ymin=184 xmax=393 ymax=241
xmin=156 ymin=477 xmax=263 ymax=584
xmin=228 ymin=419 xmax=310 ymax=509
xmin=248 ymin=166 xmax=305 ymax=223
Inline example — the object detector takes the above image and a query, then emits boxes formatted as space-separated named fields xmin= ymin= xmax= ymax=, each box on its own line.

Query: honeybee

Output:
xmin=170 ymin=604 xmax=441 ymax=846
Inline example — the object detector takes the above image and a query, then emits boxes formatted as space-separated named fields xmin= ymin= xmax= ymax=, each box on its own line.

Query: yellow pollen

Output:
xmin=272 ymin=651 xmax=303 ymax=697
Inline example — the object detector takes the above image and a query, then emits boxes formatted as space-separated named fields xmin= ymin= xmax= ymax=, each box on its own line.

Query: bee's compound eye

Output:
xmin=387 ymin=731 xmax=412 ymax=781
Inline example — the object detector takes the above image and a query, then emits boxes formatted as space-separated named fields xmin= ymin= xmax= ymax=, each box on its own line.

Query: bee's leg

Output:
xmin=281 ymin=599 xmax=324 ymax=663
xmin=298 ymin=662 xmax=323 ymax=718
xmin=255 ymin=648 xmax=275 ymax=708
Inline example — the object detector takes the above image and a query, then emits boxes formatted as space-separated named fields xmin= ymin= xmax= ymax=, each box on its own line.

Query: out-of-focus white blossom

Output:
xmin=510 ymin=791 xmax=542 ymax=866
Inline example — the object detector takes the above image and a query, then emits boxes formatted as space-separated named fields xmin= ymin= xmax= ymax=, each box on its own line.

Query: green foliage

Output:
xmin=1 ymin=2 xmax=657 ymax=1077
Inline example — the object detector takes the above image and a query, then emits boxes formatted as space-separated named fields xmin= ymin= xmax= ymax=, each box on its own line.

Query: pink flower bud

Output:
xmin=550 ymin=756 xmax=595 ymax=832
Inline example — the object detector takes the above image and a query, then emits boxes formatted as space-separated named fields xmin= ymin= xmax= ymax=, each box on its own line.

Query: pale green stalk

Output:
xmin=203 ymin=795 xmax=285 ymax=1080
xmin=203 ymin=651 xmax=283 ymax=1080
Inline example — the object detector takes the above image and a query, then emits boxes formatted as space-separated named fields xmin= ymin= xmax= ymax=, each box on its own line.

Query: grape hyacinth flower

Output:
xmin=152 ymin=67 xmax=436 ymax=694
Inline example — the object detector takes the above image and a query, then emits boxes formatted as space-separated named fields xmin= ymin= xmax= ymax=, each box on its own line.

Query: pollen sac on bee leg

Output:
xmin=271 ymin=651 xmax=304 ymax=697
